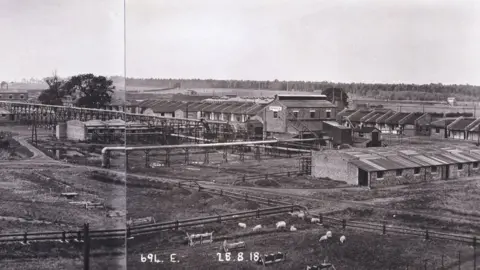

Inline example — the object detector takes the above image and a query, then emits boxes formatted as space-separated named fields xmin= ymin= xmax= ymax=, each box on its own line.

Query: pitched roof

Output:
xmin=279 ymin=100 xmax=336 ymax=108
xmin=448 ymin=118 xmax=476 ymax=130
xmin=398 ymin=112 xmax=425 ymax=125
xmin=364 ymin=112 xmax=388 ymax=123
xmin=384 ymin=112 xmax=411 ymax=124
xmin=348 ymin=110 xmax=372 ymax=122
xmin=150 ymin=101 xmax=186 ymax=113
xmin=337 ymin=109 xmax=357 ymax=118
xmin=430 ymin=118 xmax=458 ymax=128
xmin=376 ymin=111 xmax=396 ymax=124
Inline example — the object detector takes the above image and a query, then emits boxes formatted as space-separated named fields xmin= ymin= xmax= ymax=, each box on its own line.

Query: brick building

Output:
xmin=312 ymin=146 xmax=480 ymax=187
xmin=0 ymin=91 xmax=28 ymax=101
xmin=261 ymin=94 xmax=337 ymax=136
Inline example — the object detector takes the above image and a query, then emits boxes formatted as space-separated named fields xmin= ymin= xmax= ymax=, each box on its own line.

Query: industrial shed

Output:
xmin=322 ymin=121 xmax=352 ymax=146
xmin=312 ymin=146 xmax=480 ymax=187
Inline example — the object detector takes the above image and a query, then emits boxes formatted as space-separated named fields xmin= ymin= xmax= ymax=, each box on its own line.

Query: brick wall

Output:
xmin=312 ymin=151 xmax=357 ymax=185
xmin=449 ymin=163 xmax=480 ymax=178
xmin=369 ymin=166 xmax=443 ymax=188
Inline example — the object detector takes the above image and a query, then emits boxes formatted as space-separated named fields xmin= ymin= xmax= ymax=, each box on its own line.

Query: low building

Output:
xmin=410 ymin=113 xmax=433 ymax=136
xmin=383 ymin=112 xmax=411 ymax=134
xmin=312 ymin=146 xmax=480 ymax=187
xmin=397 ymin=112 xmax=425 ymax=136
xmin=344 ymin=109 xmax=372 ymax=128
xmin=466 ymin=119 xmax=480 ymax=142
xmin=323 ymin=121 xmax=353 ymax=146
xmin=374 ymin=110 xmax=396 ymax=132
xmin=447 ymin=117 xmax=476 ymax=140
xmin=430 ymin=118 xmax=460 ymax=139
xmin=142 ymin=100 xmax=185 ymax=117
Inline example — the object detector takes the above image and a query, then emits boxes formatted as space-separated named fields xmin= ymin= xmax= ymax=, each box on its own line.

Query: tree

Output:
xmin=62 ymin=74 xmax=115 ymax=108
xmin=322 ymin=87 xmax=349 ymax=107
xmin=38 ymin=72 xmax=65 ymax=105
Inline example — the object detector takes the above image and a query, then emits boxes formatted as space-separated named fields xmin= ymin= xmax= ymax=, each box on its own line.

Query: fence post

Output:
xmin=77 ymin=231 xmax=82 ymax=242
xmin=287 ymin=171 xmax=290 ymax=177
xmin=424 ymin=259 xmax=427 ymax=270
xmin=425 ymin=228 xmax=429 ymax=240
xmin=23 ymin=231 xmax=28 ymax=245
xmin=178 ymin=182 xmax=181 ymax=188
xmin=242 ymin=175 xmax=246 ymax=182
xmin=245 ymin=193 xmax=248 ymax=201
xmin=220 ymin=189 xmax=223 ymax=196
xmin=458 ymin=251 xmax=461 ymax=270
xmin=474 ymin=236 xmax=477 ymax=270
xmin=198 ymin=186 xmax=201 ymax=191
xmin=62 ymin=231 xmax=66 ymax=243
xmin=382 ymin=222 xmax=386 ymax=235
xmin=218 ymin=215 xmax=221 ymax=223
xmin=319 ymin=214 xmax=323 ymax=225
xmin=291 ymin=205 xmax=294 ymax=212
xmin=83 ymin=223 xmax=90 ymax=270
xmin=265 ymin=174 xmax=268 ymax=181
xmin=441 ymin=254 xmax=444 ymax=269
xmin=175 ymin=220 xmax=179 ymax=230
xmin=257 ymin=209 xmax=260 ymax=218
xmin=267 ymin=198 xmax=271 ymax=206
xmin=127 ymin=226 xmax=131 ymax=239
xmin=342 ymin=219 xmax=346 ymax=230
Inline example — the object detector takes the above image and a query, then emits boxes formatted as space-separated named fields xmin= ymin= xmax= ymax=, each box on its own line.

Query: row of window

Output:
xmin=0 ymin=95 xmax=25 ymax=99
xmin=273 ymin=111 xmax=332 ymax=119
xmin=377 ymin=163 xmax=479 ymax=179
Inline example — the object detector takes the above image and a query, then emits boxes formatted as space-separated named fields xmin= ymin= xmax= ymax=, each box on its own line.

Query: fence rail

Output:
xmin=0 ymin=205 xmax=302 ymax=244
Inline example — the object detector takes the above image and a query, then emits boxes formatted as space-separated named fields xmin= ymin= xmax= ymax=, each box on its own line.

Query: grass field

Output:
xmin=127 ymin=221 xmax=476 ymax=270
xmin=127 ymin=87 xmax=313 ymax=98
xmin=315 ymin=178 xmax=480 ymax=233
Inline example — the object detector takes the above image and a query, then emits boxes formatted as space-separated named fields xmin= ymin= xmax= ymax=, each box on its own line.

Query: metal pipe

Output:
xmin=101 ymin=138 xmax=318 ymax=154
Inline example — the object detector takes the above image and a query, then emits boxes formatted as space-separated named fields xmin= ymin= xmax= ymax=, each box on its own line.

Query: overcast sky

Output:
xmin=127 ymin=0 xmax=479 ymax=85
xmin=0 ymin=0 xmax=124 ymax=82
xmin=0 ymin=1 xmax=478 ymax=85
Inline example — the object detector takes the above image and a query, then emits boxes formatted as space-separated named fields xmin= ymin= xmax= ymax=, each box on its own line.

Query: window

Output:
xmin=458 ymin=164 xmax=463 ymax=170
xmin=359 ymin=133 xmax=364 ymax=137
xmin=396 ymin=169 xmax=402 ymax=176
xmin=377 ymin=171 xmax=384 ymax=179
xmin=310 ymin=111 xmax=315 ymax=118
xmin=273 ymin=112 xmax=278 ymax=118
xmin=20 ymin=95 xmax=24 ymax=99
xmin=160 ymin=113 xmax=165 ymax=116
xmin=293 ymin=111 xmax=299 ymax=118
xmin=8 ymin=95 xmax=12 ymax=99
xmin=236 ymin=116 xmax=241 ymax=122
xmin=431 ymin=166 xmax=437 ymax=173
xmin=414 ymin=168 xmax=420 ymax=175
xmin=326 ymin=111 xmax=331 ymax=118
xmin=435 ymin=128 xmax=440 ymax=133
xmin=473 ymin=162 xmax=478 ymax=169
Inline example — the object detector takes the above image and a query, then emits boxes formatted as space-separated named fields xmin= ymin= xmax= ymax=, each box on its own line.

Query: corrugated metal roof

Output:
xmin=349 ymin=159 xmax=379 ymax=172
xmin=386 ymin=155 xmax=421 ymax=168
xmin=280 ymin=100 xmax=336 ymax=108
xmin=337 ymin=109 xmax=356 ymax=118
xmin=364 ymin=112 xmax=386 ymax=123
xmin=230 ymin=103 xmax=256 ymax=114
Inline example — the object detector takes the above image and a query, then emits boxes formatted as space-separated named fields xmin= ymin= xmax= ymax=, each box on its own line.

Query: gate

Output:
xmin=299 ymin=157 xmax=312 ymax=175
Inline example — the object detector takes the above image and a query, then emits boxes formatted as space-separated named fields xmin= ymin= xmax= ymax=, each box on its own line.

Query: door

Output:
xmin=358 ymin=169 xmax=369 ymax=186
xmin=445 ymin=166 xmax=450 ymax=180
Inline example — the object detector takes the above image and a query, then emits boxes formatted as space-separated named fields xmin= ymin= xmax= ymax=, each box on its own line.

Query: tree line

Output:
xmin=39 ymin=73 xmax=115 ymax=108
xmin=122 ymin=77 xmax=480 ymax=101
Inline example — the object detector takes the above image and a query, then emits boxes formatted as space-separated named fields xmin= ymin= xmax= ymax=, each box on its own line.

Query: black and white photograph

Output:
xmin=2 ymin=0 xmax=480 ymax=269
xmin=0 ymin=1 xmax=127 ymax=269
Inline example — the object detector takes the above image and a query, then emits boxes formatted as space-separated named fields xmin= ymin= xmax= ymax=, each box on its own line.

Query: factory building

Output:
xmin=260 ymin=94 xmax=337 ymax=136
xmin=322 ymin=121 xmax=353 ymax=146
xmin=312 ymin=146 xmax=480 ymax=187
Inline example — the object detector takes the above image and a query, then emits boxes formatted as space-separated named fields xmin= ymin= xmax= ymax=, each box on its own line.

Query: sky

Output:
xmin=0 ymin=1 xmax=478 ymax=85
xmin=0 ymin=0 xmax=124 ymax=82
xmin=127 ymin=0 xmax=480 ymax=85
